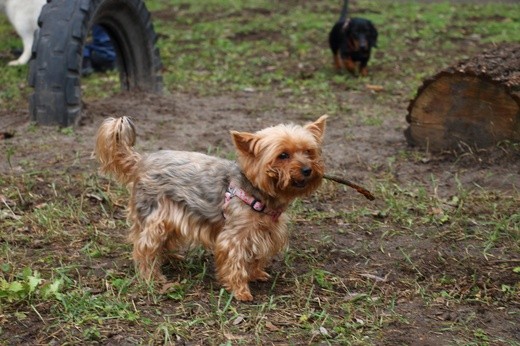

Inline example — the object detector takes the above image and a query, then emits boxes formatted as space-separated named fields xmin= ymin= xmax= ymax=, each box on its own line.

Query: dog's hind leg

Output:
xmin=8 ymin=31 xmax=33 ymax=66
xmin=7 ymin=12 xmax=36 ymax=66
xmin=129 ymin=213 xmax=170 ymax=283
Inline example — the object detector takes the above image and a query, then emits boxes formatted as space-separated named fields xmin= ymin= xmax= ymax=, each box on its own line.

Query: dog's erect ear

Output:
xmin=305 ymin=115 xmax=328 ymax=144
xmin=231 ymin=131 xmax=259 ymax=157
xmin=368 ymin=21 xmax=378 ymax=47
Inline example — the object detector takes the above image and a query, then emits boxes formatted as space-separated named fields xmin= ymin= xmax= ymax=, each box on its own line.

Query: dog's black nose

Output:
xmin=301 ymin=167 xmax=312 ymax=177
xmin=359 ymin=36 xmax=368 ymax=50
xmin=359 ymin=42 xmax=368 ymax=50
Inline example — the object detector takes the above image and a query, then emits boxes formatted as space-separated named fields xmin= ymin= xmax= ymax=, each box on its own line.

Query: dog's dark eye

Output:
xmin=278 ymin=152 xmax=290 ymax=160
xmin=306 ymin=149 xmax=314 ymax=157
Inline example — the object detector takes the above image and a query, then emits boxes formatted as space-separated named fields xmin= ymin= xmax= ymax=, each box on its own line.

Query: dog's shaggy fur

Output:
xmin=94 ymin=115 xmax=327 ymax=301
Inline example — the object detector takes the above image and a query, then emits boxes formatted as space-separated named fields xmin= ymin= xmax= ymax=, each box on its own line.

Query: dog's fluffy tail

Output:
xmin=94 ymin=116 xmax=141 ymax=185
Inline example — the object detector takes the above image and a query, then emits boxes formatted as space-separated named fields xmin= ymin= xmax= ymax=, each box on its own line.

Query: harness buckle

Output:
xmin=250 ymin=198 xmax=266 ymax=212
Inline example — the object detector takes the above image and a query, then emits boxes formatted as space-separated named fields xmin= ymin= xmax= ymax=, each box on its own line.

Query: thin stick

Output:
xmin=324 ymin=174 xmax=375 ymax=201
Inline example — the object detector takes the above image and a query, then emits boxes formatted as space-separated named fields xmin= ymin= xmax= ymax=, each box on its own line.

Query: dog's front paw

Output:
xmin=137 ymin=262 xmax=167 ymax=284
xmin=344 ymin=58 xmax=356 ymax=75
xmin=233 ymin=290 xmax=253 ymax=302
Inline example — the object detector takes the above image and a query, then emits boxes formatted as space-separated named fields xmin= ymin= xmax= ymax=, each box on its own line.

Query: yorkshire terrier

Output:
xmin=94 ymin=115 xmax=327 ymax=301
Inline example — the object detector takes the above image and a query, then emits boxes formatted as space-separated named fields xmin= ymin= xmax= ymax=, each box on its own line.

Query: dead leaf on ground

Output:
xmin=365 ymin=84 xmax=384 ymax=92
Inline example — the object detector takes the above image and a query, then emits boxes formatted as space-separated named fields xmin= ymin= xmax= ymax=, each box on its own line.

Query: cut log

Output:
xmin=405 ymin=44 xmax=520 ymax=151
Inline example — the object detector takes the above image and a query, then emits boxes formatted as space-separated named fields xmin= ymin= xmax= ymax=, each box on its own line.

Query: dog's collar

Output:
xmin=223 ymin=183 xmax=283 ymax=221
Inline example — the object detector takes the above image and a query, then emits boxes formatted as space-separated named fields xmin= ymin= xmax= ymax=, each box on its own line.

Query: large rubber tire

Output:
xmin=28 ymin=0 xmax=163 ymax=126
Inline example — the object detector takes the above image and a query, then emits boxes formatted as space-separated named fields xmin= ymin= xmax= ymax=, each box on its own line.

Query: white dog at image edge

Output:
xmin=0 ymin=0 xmax=46 ymax=66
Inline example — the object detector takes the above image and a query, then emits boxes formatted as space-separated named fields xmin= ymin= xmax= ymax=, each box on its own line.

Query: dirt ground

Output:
xmin=1 ymin=85 xmax=519 ymax=343
xmin=1 ymin=3 xmax=519 ymax=345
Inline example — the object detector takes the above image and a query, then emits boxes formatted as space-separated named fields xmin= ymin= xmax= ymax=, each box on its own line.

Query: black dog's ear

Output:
xmin=368 ymin=21 xmax=378 ymax=47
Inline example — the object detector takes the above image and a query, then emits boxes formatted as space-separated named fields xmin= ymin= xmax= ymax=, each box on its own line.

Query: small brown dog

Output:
xmin=95 ymin=115 xmax=327 ymax=301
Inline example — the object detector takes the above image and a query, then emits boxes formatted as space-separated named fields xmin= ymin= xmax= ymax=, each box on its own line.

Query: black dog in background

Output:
xmin=329 ymin=0 xmax=378 ymax=76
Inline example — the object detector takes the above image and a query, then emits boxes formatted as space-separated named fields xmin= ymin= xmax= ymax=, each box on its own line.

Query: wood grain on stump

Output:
xmin=405 ymin=44 xmax=520 ymax=151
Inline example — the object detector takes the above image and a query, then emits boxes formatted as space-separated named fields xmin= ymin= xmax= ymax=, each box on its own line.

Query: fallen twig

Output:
xmin=323 ymin=174 xmax=375 ymax=201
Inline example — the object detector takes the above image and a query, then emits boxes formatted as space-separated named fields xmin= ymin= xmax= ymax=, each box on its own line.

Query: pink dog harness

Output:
xmin=223 ymin=183 xmax=283 ymax=221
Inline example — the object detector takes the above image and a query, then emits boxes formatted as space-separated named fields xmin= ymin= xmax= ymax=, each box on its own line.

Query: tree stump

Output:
xmin=405 ymin=44 xmax=520 ymax=151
